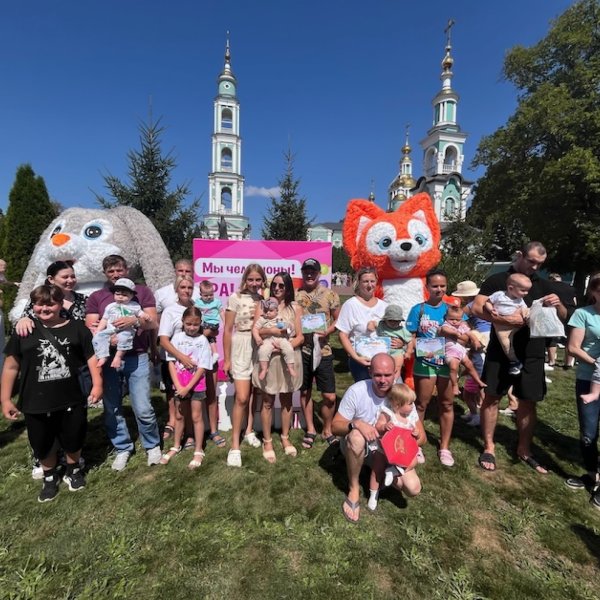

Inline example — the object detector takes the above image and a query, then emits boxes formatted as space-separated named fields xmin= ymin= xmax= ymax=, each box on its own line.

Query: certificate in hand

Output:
xmin=301 ymin=312 xmax=327 ymax=334
xmin=353 ymin=336 xmax=391 ymax=359
xmin=415 ymin=337 xmax=445 ymax=367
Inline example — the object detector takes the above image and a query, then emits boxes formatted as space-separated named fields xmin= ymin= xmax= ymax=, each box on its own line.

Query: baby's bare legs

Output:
xmin=447 ymin=357 xmax=461 ymax=396
xmin=581 ymin=382 xmax=600 ymax=404
xmin=110 ymin=350 xmax=125 ymax=369
xmin=461 ymin=355 xmax=487 ymax=389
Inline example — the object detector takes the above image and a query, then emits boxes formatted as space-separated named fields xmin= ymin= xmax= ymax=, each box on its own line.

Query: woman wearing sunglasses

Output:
xmin=252 ymin=272 xmax=304 ymax=463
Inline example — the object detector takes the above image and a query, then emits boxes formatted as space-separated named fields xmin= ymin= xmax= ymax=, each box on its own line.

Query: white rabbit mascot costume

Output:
xmin=10 ymin=206 xmax=174 ymax=323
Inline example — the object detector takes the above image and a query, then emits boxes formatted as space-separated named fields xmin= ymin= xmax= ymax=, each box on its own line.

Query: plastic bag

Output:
xmin=528 ymin=299 xmax=565 ymax=338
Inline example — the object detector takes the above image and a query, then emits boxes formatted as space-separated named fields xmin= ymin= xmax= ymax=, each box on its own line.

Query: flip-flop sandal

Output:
xmin=188 ymin=451 xmax=205 ymax=469
xmin=478 ymin=452 xmax=496 ymax=471
xmin=324 ymin=435 xmax=339 ymax=446
xmin=342 ymin=497 xmax=360 ymax=523
xmin=208 ymin=431 xmax=226 ymax=447
xmin=519 ymin=455 xmax=549 ymax=474
xmin=183 ymin=438 xmax=195 ymax=451
xmin=159 ymin=446 xmax=181 ymax=465
xmin=302 ymin=432 xmax=317 ymax=449
xmin=162 ymin=425 xmax=175 ymax=440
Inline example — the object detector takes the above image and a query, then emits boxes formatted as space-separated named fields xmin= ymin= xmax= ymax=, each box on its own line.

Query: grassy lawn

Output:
xmin=1 ymin=343 xmax=599 ymax=600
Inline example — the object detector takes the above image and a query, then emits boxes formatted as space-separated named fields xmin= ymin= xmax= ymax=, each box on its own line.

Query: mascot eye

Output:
xmin=84 ymin=225 xmax=103 ymax=239
xmin=51 ymin=225 xmax=62 ymax=237
xmin=415 ymin=234 xmax=427 ymax=246
xmin=378 ymin=237 xmax=393 ymax=250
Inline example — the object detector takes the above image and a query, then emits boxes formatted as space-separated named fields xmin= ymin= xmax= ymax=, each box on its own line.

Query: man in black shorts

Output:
xmin=472 ymin=242 xmax=571 ymax=473
xmin=295 ymin=259 xmax=340 ymax=448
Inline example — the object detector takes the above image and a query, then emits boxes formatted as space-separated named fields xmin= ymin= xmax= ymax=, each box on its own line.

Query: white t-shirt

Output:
xmin=167 ymin=332 xmax=213 ymax=370
xmin=336 ymin=297 xmax=388 ymax=345
xmin=379 ymin=399 xmax=419 ymax=429
xmin=488 ymin=291 xmax=527 ymax=316
xmin=158 ymin=304 xmax=188 ymax=339
xmin=338 ymin=380 xmax=387 ymax=425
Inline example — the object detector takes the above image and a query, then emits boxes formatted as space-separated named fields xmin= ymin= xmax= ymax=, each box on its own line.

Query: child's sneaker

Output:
xmin=508 ymin=361 xmax=522 ymax=375
xmin=31 ymin=459 xmax=44 ymax=480
xmin=384 ymin=466 xmax=404 ymax=487
xmin=38 ymin=473 xmax=60 ymax=503
xmin=63 ymin=467 xmax=86 ymax=492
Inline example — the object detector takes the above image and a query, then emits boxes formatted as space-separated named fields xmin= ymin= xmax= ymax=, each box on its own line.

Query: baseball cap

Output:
xmin=111 ymin=278 xmax=136 ymax=293
xmin=301 ymin=258 xmax=321 ymax=271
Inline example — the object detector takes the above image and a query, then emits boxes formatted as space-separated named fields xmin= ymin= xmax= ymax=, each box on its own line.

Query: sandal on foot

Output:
xmin=262 ymin=439 xmax=276 ymax=464
xmin=323 ymin=434 xmax=339 ymax=446
xmin=438 ymin=449 xmax=455 ymax=467
xmin=188 ymin=451 xmax=205 ymax=469
xmin=243 ymin=431 xmax=261 ymax=448
xmin=281 ymin=434 xmax=297 ymax=457
xmin=519 ymin=455 xmax=548 ymax=474
xmin=162 ymin=424 xmax=175 ymax=440
xmin=227 ymin=449 xmax=242 ymax=467
xmin=302 ymin=432 xmax=317 ymax=449
xmin=159 ymin=446 xmax=181 ymax=465
xmin=208 ymin=431 xmax=226 ymax=448
xmin=478 ymin=452 xmax=496 ymax=471
xmin=342 ymin=496 xmax=360 ymax=523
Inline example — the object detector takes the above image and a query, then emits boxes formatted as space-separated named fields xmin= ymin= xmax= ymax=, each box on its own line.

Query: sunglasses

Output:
xmin=271 ymin=282 xmax=285 ymax=289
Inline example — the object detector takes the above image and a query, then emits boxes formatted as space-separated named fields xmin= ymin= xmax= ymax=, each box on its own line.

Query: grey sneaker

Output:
xmin=63 ymin=467 xmax=86 ymax=491
xmin=147 ymin=446 xmax=162 ymax=466
xmin=111 ymin=451 xmax=131 ymax=471
xmin=38 ymin=473 xmax=60 ymax=503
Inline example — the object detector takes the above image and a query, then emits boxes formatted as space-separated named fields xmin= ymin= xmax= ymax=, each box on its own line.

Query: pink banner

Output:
xmin=192 ymin=239 xmax=333 ymax=382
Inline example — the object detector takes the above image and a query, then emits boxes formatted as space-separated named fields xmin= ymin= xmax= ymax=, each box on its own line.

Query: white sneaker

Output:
xmin=243 ymin=431 xmax=261 ymax=448
xmin=227 ymin=449 xmax=242 ymax=467
xmin=111 ymin=451 xmax=131 ymax=471
xmin=544 ymin=363 xmax=555 ymax=371
xmin=31 ymin=460 xmax=44 ymax=480
xmin=545 ymin=376 xmax=552 ymax=384
xmin=384 ymin=468 xmax=396 ymax=487
xmin=147 ymin=446 xmax=162 ymax=466
xmin=367 ymin=490 xmax=379 ymax=511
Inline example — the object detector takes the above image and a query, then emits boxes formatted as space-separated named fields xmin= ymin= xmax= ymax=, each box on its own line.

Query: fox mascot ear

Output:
xmin=343 ymin=193 xmax=441 ymax=278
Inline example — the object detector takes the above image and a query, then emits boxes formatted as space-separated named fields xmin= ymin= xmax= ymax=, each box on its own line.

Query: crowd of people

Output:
xmin=1 ymin=243 xmax=597 ymax=523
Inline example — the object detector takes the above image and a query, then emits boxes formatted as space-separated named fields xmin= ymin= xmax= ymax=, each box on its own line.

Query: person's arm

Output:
xmin=567 ymin=327 xmax=596 ymax=366
xmin=222 ymin=309 xmax=235 ymax=375
xmin=412 ymin=418 xmax=427 ymax=446
xmin=338 ymin=330 xmax=370 ymax=366
xmin=168 ymin=361 xmax=188 ymax=398
xmin=332 ymin=411 xmax=378 ymax=441
xmin=160 ymin=335 xmax=196 ymax=370
xmin=289 ymin=304 xmax=305 ymax=349
xmin=252 ymin=319 xmax=264 ymax=346
xmin=375 ymin=411 xmax=392 ymax=435
xmin=86 ymin=355 xmax=103 ymax=405
xmin=95 ymin=318 xmax=108 ymax=333
xmin=473 ymin=293 xmax=525 ymax=327
xmin=85 ymin=312 xmax=101 ymax=333
xmin=0 ymin=356 xmax=21 ymax=420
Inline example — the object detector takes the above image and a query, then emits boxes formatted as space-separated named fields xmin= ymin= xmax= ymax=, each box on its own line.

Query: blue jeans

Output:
xmin=102 ymin=353 xmax=159 ymax=453
xmin=348 ymin=357 xmax=370 ymax=382
xmin=575 ymin=379 xmax=600 ymax=473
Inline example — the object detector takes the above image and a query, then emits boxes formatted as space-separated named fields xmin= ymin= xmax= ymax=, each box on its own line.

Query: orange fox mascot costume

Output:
xmin=343 ymin=193 xmax=442 ymax=316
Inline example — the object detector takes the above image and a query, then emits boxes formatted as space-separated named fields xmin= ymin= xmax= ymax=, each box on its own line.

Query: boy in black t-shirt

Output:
xmin=0 ymin=285 xmax=102 ymax=502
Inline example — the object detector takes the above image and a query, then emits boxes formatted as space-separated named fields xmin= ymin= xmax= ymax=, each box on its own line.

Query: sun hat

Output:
xmin=451 ymin=280 xmax=480 ymax=297
xmin=110 ymin=278 xmax=136 ymax=293
xmin=382 ymin=304 xmax=404 ymax=321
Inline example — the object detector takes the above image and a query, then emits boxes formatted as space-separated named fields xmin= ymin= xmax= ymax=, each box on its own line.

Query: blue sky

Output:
xmin=0 ymin=0 xmax=574 ymax=236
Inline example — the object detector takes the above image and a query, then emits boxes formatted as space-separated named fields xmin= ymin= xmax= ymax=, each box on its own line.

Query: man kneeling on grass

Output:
xmin=332 ymin=353 xmax=425 ymax=523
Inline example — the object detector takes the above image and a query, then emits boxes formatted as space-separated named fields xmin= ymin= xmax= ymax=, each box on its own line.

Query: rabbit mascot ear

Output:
xmin=10 ymin=206 xmax=174 ymax=323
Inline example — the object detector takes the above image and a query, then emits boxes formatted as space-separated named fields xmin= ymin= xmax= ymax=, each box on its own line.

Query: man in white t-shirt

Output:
xmin=154 ymin=259 xmax=200 ymax=313
xmin=332 ymin=353 xmax=422 ymax=523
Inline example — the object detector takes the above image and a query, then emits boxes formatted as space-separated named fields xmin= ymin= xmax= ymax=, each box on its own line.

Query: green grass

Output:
xmin=1 ymin=346 xmax=599 ymax=600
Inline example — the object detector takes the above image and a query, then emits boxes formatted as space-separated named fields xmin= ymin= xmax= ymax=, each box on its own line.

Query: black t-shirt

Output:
xmin=4 ymin=320 xmax=94 ymax=413
xmin=479 ymin=267 xmax=576 ymax=360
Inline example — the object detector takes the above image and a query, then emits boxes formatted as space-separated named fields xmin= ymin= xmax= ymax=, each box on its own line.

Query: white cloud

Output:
xmin=246 ymin=185 xmax=280 ymax=198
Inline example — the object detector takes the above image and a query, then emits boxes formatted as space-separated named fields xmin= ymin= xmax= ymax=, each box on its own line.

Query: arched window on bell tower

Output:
xmin=220 ymin=186 xmax=232 ymax=212
xmin=221 ymin=108 xmax=233 ymax=130
xmin=443 ymin=146 xmax=458 ymax=173
xmin=221 ymin=148 xmax=232 ymax=171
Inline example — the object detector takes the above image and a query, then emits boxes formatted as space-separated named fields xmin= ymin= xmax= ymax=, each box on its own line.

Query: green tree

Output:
xmin=96 ymin=117 xmax=201 ymax=260
xmin=332 ymin=245 xmax=352 ymax=274
xmin=262 ymin=149 xmax=312 ymax=240
xmin=2 ymin=164 xmax=58 ymax=281
xmin=470 ymin=0 xmax=600 ymax=294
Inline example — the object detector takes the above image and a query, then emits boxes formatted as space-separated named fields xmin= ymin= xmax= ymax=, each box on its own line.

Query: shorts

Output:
xmin=231 ymin=331 xmax=254 ymax=381
xmin=25 ymin=404 xmax=87 ymax=460
xmin=413 ymin=358 xmax=450 ymax=379
xmin=340 ymin=434 xmax=376 ymax=464
xmin=445 ymin=344 xmax=468 ymax=362
xmin=301 ymin=352 xmax=336 ymax=395
xmin=202 ymin=322 xmax=219 ymax=337
xmin=482 ymin=349 xmax=546 ymax=401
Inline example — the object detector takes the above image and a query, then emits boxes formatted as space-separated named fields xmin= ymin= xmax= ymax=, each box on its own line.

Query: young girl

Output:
xmin=160 ymin=307 xmax=213 ymax=469
xmin=368 ymin=383 xmax=426 ymax=511
xmin=1 ymin=285 xmax=102 ymax=502
xmin=439 ymin=304 xmax=487 ymax=397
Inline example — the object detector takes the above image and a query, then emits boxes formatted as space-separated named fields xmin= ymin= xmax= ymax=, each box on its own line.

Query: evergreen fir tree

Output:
xmin=2 ymin=164 xmax=58 ymax=281
xmin=262 ymin=149 xmax=312 ymax=240
xmin=96 ymin=117 xmax=201 ymax=259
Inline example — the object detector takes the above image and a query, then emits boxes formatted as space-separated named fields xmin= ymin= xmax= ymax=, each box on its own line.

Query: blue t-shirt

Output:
xmin=406 ymin=302 xmax=451 ymax=338
xmin=194 ymin=297 xmax=223 ymax=326
xmin=568 ymin=306 xmax=600 ymax=381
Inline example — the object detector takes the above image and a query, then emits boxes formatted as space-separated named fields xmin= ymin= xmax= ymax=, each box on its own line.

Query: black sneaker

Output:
xmin=591 ymin=489 xmax=600 ymax=510
xmin=63 ymin=467 xmax=86 ymax=492
xmin=38 ymin=474 xmax=59 ymax=503
xmin=565 ymin=476 xmax=587 ymax=490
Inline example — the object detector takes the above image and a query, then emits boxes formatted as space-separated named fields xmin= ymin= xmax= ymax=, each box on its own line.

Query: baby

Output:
xmin=368 ymin=383 xmax=422 ymax=511
xmin=580 ymin=360 xmax=600 ymax=404
xmin=92 ymin=278 xmax=150 ymax=369
xmin=194 ymin=280 xmax=224 ymax=364
xmin=376 ymin=304 xmax=413 ymax=382
xmin=484 ymin=273 xmax=531 ymax=375
xmin=439 ymin=304 xmax=487 ymax=396
xmin=253 ymin=298 xmax=297 ymax=380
